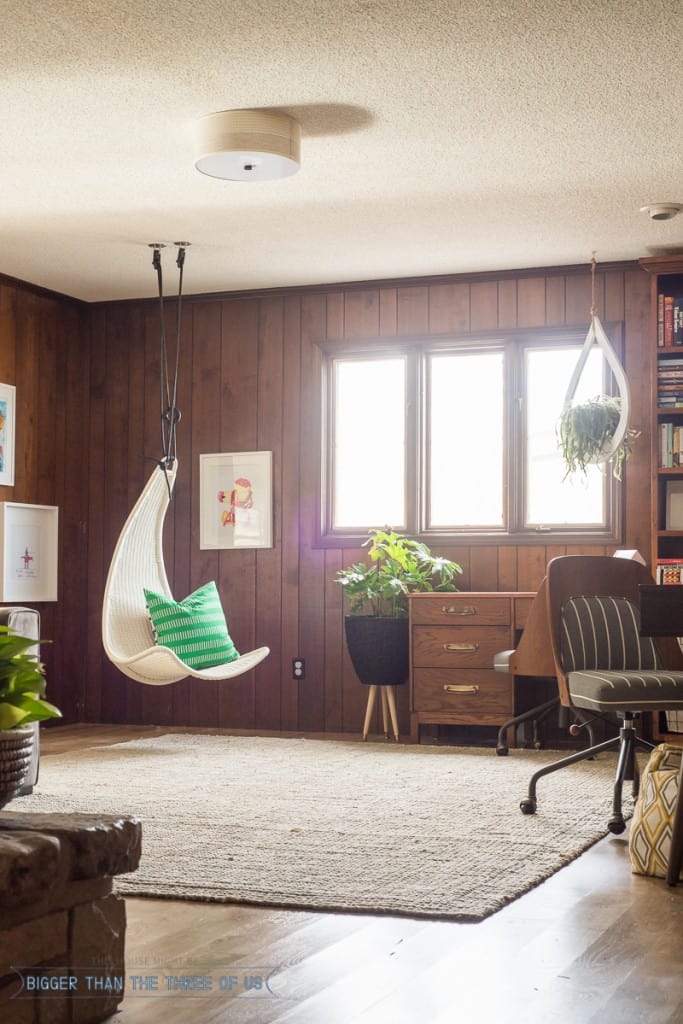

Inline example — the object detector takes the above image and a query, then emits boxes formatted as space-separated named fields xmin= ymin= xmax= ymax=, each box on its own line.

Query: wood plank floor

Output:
xmin=40 ymin=725 xmax=683 ymax=1024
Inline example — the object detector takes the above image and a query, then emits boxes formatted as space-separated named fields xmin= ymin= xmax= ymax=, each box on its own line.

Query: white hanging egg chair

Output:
xmin=101 ymin=459 xmax=270 ymax=685
xmin=101 ymin=245 xmax=269 ymax=685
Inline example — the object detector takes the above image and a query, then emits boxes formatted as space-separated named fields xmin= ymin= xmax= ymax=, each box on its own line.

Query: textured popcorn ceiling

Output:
xmin=1 ymin=0 xmax=681 ymax=301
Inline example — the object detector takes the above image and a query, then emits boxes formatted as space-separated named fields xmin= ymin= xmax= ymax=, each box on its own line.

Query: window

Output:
xmin=427 ymin=350 xmax=505 ymax=529
xmin=332 ymin=356 xmax=407 ymax=529
xmin=523 ymin=345 xmax=605 ymax=528
xmin=319 ymin=328 xmax=621 ymax=545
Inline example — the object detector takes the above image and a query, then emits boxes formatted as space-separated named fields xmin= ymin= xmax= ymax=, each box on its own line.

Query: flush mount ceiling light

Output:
xmin=640 ymin=202 xmax=682 ymax=221
xmin=194 ymin=109 xmax=301 ymax=181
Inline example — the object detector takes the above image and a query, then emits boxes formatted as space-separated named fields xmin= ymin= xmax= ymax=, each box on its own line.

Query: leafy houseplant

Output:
xmin=0 ymin=626 xmax=60 ymax=729
xmin=335 ymin=529 xmax=463 ymax=619
xmin=558 ymin=395 xmax=639 ymax=481
xmin=335 ymin=530 xmax=463 ymax=687
xmin=0 ymin=626 xmax=60 ymax=809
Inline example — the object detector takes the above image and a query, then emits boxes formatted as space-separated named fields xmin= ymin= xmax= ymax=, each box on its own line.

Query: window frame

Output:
xmin=315 ymin=325 xmax=623 ymax=548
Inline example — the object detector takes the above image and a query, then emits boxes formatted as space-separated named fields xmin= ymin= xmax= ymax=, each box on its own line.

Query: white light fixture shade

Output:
xmin=195 ymin=109 xmax=301 ymax=181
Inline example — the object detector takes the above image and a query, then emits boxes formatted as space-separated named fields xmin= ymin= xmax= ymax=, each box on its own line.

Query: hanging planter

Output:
xmin=559 ymin=395 xmax=639 ymax=480
xmin=558 ymin=256 xmax=639 ymax=481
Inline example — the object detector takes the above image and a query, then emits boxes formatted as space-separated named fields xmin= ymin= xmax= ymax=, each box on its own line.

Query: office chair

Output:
xmin=519 ymin=555 xmax=683 ymax=834
xmin=494 ymin=649 xmax=593 ymax=753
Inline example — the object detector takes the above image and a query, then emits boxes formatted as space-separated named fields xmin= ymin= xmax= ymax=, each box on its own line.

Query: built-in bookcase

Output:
xmin=641 ymin=255 xmax=683 ymax=739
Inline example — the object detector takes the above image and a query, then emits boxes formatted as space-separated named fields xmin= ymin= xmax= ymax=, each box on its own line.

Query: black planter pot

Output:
xmin=344 ymin=616 xmax=409 ymax=686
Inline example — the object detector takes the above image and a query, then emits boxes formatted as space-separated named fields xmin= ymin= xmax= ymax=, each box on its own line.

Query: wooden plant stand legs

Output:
xmin=380 ymin=686 xmax=389 ymax=739
xmin=362 ymin=685 xmax=400 ymax=741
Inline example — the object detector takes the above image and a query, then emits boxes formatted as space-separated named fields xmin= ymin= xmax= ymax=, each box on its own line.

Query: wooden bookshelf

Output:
xmin=641 ymin=254 xmax=683 ymax=741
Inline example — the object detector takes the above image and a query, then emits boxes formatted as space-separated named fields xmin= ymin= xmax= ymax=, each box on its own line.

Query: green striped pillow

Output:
xmin=144 ymin=582 xmax=240 ymax=669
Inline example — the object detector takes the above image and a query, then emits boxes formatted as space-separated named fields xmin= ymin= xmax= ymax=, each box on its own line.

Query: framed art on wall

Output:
xmin=0 ymin=502 xmax=59 ymax=601
xmin=666 ymin=480 xmax=683 ymax=530
xmin=200 ymin=452 xmax=273 ymax=550
xmin=0 ymin=383 xmax=16 ymax=487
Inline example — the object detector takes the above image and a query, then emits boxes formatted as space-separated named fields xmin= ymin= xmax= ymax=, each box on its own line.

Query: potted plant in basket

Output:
xmin=335 ymin=529 xmax=463 ymax=687
xmin=558 ymin=395 xmax=639 ymax=480
xmin=0 ymin=626 xmax=60 ymax=810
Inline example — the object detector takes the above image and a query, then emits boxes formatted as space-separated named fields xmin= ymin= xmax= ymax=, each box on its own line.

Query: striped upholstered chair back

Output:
xmin=560 ymin=595 xmax=662 ymax=674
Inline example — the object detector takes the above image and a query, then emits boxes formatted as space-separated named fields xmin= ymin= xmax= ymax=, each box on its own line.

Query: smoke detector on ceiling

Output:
xmin=640 ymin=203 xmax=683 ymax=221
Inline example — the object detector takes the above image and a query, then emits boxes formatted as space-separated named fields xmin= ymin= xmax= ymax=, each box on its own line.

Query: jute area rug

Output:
xmin=13 ymin=734 xmax=628 ymax=922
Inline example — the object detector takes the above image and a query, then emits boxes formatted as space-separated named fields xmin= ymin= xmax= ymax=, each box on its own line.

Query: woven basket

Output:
xmin=0 ymin=727 xmax=35 ymax=810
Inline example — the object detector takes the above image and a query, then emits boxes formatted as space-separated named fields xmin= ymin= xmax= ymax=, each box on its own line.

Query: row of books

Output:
xmin=657 ymin=356 xmax=683 ymax=407
xmin=655 ymin=559 xmax=683 ymax=584
xmin=659 ymin=422 xmax=683 ymax=466
xmin=658 ymin=293 xmax=683 ymax=347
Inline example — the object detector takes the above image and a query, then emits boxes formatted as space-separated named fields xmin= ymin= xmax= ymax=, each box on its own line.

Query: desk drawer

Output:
xmin=412 ymin=625 xmax=510 ymax=668
xmin=412 ymin=668 xmax=513 ymax=717
xmin=410 ymin=597 xmax=511 ymax=627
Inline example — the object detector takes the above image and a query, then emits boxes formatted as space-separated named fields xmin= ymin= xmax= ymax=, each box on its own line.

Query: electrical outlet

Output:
xmin=292 ymin=658 xmax=305 ymax=680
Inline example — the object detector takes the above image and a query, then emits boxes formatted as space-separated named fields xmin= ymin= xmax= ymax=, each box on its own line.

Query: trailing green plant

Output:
xmin=0 ymin=626 xmax=61 ymax=730
xmin=335 ymin=528 xmax=463 ymax=618
xmin=558 ymin=395 xmax=639 ymax=480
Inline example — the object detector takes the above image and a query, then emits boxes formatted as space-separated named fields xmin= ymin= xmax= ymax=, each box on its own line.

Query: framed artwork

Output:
xmin=666 ymin=480 xmax=683 ymax=530
xmin=0 ymin=383 xmax=16 ymax=486
xmin=0 ymin=503 xmax=59 ymax=601
xmin=200 ymin=451 xmax=273 ymax=550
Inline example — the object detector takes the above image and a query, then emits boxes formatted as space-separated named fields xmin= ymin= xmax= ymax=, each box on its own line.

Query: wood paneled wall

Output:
xmin=0 ymin=264 xmax=653 ymax=735
xmin=0 ymin=278 xmax=89 ymax=724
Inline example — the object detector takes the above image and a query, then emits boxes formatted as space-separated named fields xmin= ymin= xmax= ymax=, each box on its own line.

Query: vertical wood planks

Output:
xmin=187 ymin=300 xmax=222 ymax=727
xmin=254 ymin=295 xmax=284 ymax=731
xmin=280 ymin=295 xmax=302 ymax=732
xmin=0 ymin=262 xmax=653 ymax=735
xmin=297 ymin=293 xmax=327 ymax=732
xmin=218 ymin=297 xmax=259 ymax=729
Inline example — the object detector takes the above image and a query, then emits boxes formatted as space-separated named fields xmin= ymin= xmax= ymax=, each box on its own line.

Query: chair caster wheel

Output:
xmin=607 ymin=816 xmax=625 ymax=835
xmin=520 ymin=798 xmax=537 ymax=815
xmin=496 ymin=746 xmax=509 ymax=756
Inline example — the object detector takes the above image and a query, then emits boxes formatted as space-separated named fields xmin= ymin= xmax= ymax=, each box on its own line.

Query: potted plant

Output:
xmin=0 ymin=626 xmax=60 ymax=809
xmin=558 ymin=395 xmax=639 ymax=480
xmin=335 ymin=529 xmax=462 ymax=687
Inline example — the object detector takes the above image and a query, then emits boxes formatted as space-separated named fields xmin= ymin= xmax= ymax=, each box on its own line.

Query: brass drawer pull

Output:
xmin=444 ymin=642 xmax=479 ymax=652
xmin=443 ymin=684 xmax=479 ymax=694
xmin=442 ymin=605 xmax=477 ymax=616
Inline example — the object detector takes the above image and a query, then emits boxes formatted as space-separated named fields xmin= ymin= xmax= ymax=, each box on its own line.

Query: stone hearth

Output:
xmin=0 ymin=813 xmax=142 ymax=1023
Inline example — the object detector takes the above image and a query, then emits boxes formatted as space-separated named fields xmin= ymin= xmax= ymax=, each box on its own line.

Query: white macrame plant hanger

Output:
xmin=561 ymin=256 xmax=631 ymax=463
xmin=101 ymin=246 xmax=269 ymax=685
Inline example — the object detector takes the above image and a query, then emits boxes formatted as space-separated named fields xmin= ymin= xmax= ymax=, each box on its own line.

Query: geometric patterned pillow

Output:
xmin=629 ymin=743 xmax=682 ymax=880
xmin=144 ymin=581 xmax=240 ymax=669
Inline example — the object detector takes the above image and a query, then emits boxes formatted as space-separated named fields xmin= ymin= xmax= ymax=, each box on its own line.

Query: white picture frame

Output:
xmin=0 ymin=502 xmax=59 ymax=601
xmin=666 ymin=480 xmax=683 ymax=530
xmin=200 ymin=452 xmax=273 ymax=550
xmin=0 ymin=383 xmax=16 ymax=487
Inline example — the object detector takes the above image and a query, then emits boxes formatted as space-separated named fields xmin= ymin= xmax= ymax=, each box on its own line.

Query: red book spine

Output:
xmin=664 ymin=296 xmax=675 ymax=347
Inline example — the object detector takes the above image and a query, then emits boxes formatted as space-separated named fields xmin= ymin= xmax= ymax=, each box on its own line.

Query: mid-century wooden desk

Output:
xmin=408 ymin=584 xmax=556 ymax=744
